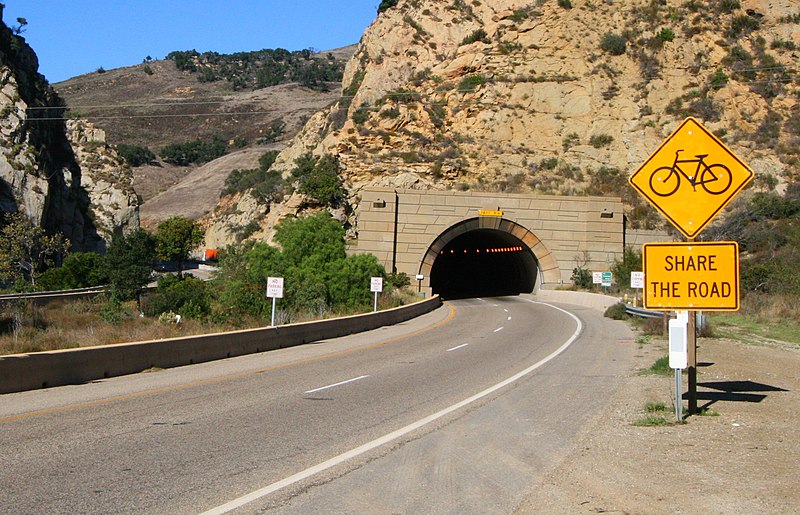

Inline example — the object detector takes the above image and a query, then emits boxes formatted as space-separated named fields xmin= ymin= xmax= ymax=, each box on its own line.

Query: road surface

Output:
xmin=0 ymin=295 xmax=634 ymax=513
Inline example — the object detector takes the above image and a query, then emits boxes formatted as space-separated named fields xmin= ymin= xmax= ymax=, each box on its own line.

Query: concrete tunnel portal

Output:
xmin=428 ymin=227 xmax=539 ymax=300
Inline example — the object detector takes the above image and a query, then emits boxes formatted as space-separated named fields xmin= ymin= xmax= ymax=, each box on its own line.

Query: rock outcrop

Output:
xmin=203 ymin=0 xmax=799 ymax=247
xmin=0 ymin=10 xmax=138 ymax=251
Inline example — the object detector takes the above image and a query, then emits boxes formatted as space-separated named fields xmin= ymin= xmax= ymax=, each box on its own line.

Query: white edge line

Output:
xmin=201 ymin=300 xmax=582 ymax=515
xmin=304 ymin=375 xmax=369 ymax=395
xmin=446 ymin=343 xmax=469 ymax=352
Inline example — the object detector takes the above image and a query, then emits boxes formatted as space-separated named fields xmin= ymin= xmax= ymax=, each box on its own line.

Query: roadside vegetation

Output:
xmin=166 ymin=47 xmax=344 ymax=92
xmin=0 ymin=212 xmax=411 ymax=355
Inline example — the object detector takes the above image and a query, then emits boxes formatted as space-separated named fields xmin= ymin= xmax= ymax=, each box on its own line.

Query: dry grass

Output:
xmin=0 ymin=299 xmax=218 ymax=356
xmin=0 ymin=289 xmax=418 ymax=356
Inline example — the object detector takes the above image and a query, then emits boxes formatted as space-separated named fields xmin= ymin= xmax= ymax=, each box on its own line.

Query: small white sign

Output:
xmin=631 ymin=271 xmax=645 ymax=289
xmin=370 ymin=277 xmax=383 ymax=293
xmin=592 ymin=272 xmax=603 ymax=284
xmin=267 ymin=276 xmax=284 ymax=298
xmin=669 ymin=318 xmax=688 ymax=369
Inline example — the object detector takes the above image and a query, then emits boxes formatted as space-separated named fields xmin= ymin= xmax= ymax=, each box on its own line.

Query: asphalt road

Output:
xmin=0 ymin=295 xmax=634 ymax=514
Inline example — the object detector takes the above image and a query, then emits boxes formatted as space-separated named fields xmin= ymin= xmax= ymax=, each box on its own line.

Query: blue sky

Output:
xmin=3 ymin=1 xmax=378 ymax=83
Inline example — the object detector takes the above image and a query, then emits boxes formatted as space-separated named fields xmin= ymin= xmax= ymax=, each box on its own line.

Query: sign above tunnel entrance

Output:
xmin=479 ymin=209 xmax=503 ymax=217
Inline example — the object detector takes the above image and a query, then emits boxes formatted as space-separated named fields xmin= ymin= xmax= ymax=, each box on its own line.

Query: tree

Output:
xmin=155 ymin=216 xmax=204 ymax=276
xmin=104 ymin=229 xmax=156 ymax=305
xmin=0 ymin=212 xmax=69 ymax=290
xmin=290 ymin=154 xmax=346 ymax=207
xmin=37 ymin=252 xmax=108 ymax=291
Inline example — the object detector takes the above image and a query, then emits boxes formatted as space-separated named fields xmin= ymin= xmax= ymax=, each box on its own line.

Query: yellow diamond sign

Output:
xmin=629 ymin=117 xmax=754 ymax=239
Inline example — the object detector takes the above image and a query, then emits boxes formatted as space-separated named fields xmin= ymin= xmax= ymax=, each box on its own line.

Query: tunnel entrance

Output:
xmin=429 ymin=228 xmax=538 ymax=299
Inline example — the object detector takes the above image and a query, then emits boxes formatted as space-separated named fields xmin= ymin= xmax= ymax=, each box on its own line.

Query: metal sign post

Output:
xmin=669 ymin=315 xmax=688 ymax=421
xmin=266 ymin=277 xmax=284 ymax=326
xmin=370 ymin=277 xmax=383 ymax=312
xmin=629 ymin=117 xmax=753 ymax=417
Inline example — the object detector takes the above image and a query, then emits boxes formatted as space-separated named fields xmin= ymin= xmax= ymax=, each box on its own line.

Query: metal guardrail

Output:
xmin=624 ymin=304 xmax=666 ymax=319
xmin=0 ymin=286 xmax=107 ymax=303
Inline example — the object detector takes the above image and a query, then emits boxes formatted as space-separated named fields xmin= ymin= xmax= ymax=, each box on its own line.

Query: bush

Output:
xmin=143 ymin=275 xmax=210 ymax=319
xmin=159 ymin=136 xmax=227 ymax=166
xmin=600 ymin=33 xmax=627 ymax=55
xmin=458 ymin=74 xmax=487 ymax=92
xmin=116 ymin=144 xmax=156 ymax=167
xmin=290 ymin=154 xmax=346 ymax=207
xmin=727 ymin=14 xmax=759 ymax=39
xmin=37 ymin=252 xmax=108 ymax=291
xmin=658 ymin=27 xmax=675 ymax=42
xmin=604 ymin=302 xmax=629 ymax=320
xmin=462 ymin=29 xmax=489 ymax=45
xmin=589 ymin=134 xmax=614 ymax=148
xmin=571 ymin=267 xmax=592 ymax=289
xmin=378 ymin=0 xmax=399 ymax=13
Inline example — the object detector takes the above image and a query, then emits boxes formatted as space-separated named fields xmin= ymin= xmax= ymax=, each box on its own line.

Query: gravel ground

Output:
xmin=516 ymin=334 xmax=800 ymax=514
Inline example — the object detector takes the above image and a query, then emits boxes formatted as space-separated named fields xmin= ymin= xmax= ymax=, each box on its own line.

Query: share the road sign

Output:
xmin=643 ymin=242 xmax=739 ymax=311
xmin=629 ymin=117 xmax=754 ymax=239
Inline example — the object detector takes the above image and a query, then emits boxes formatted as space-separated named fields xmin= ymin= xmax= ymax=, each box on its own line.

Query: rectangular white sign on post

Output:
xmin=592 ymin=272 xmax=603 ymax=285
xmin=631 ymin=271 xmax=645 ymax=289
xmin=267 ymin=277 xmax=284 ymax=298
xmin=370 ymin=277 xmax=383 ymax=293
xmin=601 ymin=271 xmax=612 ymax=287
xmin=669 ymin=318 xmax=688 ymax=369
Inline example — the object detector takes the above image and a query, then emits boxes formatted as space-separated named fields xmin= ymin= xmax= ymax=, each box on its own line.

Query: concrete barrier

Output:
xmin=0 ymin=296 xmax=442 ymax=395
xmin=533 ymin=289 xmax=620 ymax=312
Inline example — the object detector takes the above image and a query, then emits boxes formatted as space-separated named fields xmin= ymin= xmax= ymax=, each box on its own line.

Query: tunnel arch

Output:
xmin=419 ymin=218 xmax=560 ymax=299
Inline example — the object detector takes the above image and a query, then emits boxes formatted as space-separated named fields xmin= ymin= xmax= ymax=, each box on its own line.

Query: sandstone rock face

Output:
xmin=205 ymin=0 xmax=799 ymax=247
xmin=0 ymin=16 xmax=139 ymax=252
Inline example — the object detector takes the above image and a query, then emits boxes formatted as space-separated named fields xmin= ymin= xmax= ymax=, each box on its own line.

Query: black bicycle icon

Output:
xmin=649 ymin=149 xmax=732 ymax=197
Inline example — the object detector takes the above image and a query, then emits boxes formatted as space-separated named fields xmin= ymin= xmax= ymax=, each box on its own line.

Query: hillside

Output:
xmin=203 ymin=0 xmax=799 ymax=249
xmin=54 ymin=46 xmax=356 ymax=225
xmin=0 ymin=11 xmax=137 ymax=251
xmin=54 ymin=46 xmax=356 ymax=150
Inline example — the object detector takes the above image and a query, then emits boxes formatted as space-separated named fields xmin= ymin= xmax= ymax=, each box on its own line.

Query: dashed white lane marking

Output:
xmin=304 ymin=375 xmax=369 ymax=394
xmin=507 ymin=316 xmax=512 ymax=321
xmin=202 ymin=301 xmax=582 ymax=515
xmin=494 ymin=327 xmax=504 ymax=333
xmin=504 ymin=309 xmax=509 ymax=313
xmin=446 ymin=343 xmax=469 ymax=352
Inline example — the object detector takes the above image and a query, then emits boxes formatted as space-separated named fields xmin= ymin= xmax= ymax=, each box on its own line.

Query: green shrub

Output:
xmin=458 ymin=74 xmax=487 ymax=92
xmin=600 ymin=33 xmax=627 ymax=55
xmin=116 ymin=144 xmax=156 ymax=167
xmin=571 ymin=267 xmax=592 ymax=289
xmin=160 ymin=136 xmax=227 ymax=166
xmin=378 ymin=0 xmax=399 ymax=13
xmin=37 ymin=252 xmax=108 ymax=291
xmin=558 ymin=0 xmax=572 ymax=9
xmin=727 ymin=14 xmax=759 ymax=38
xmin=290 ymin=154 xmax=346 ymax=207
xmin=658 ymin=27 xmax=675 ymax=42
xmin=143 ymin=275 xmax=210 ymax=319
xmin=604 ymin=302 xmax=629 ymax=320
xmin=462 ymin=29 xmax=489 ymax=45
xmin=589 ymin=134 xmax=614 ymax=148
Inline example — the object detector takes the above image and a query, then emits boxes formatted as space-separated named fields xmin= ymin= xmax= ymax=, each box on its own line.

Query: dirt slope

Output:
xmin=517 ymin=335 xmax=800 ymax=513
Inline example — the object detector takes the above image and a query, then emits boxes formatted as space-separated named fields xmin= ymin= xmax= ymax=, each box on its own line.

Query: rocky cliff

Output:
xmin=203 ymin=0 xmax=799 ymax=248
xmin=0 ymin=11 xmax=138 ymax=251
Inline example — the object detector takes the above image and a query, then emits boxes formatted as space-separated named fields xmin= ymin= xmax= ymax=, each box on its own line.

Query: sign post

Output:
xmin=370 ymin=277 xmax=383 ymax=312
xmin=266 ymin=277 xmax=284 ymax=326
xmin=629 ymin=117 xmax=753 ymax=415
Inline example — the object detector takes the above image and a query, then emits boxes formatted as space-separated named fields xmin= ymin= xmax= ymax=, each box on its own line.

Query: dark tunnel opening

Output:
xmin=429 ymin=229 xmax=538 ymax=300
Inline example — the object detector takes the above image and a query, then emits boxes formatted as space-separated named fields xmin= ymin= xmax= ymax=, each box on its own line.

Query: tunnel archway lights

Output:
xmin=419 ymin=217 xmax=560 ymax=299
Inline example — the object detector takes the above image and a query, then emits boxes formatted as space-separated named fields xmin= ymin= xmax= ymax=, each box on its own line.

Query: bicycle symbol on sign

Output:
xmin=649 ymin=149 xmax=733 ymax=197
